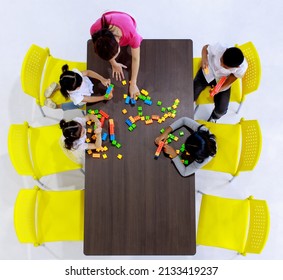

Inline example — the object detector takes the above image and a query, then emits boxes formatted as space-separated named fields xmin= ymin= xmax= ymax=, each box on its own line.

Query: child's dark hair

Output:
xmin=91 ymin=15 xmax=119 ymax=61
xmin=59 ymin=64 xmax=83 ymax=99
xmin=60 ymin=119 xmax=82 ymax=150
xmin=181 ymin=126 xmax=217 ymax=164
xmin=222 ymin=47 xmax=244 ymax=68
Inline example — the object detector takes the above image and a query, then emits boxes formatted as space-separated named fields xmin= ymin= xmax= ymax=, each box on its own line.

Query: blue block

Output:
xmin=101 ymin=132 xmax=108 ymax=141
xmin=144 ymin=99 xmax=152 ymax=106
xmin=110 ymin=134 xmax=116 ymax=141
xmin=125 ymin=119 xmax=133 ymax=126
xmin=125 ymin=96 xmax=130 ymax=104
xmin=130 ymin=98 xmax=136 ymax=105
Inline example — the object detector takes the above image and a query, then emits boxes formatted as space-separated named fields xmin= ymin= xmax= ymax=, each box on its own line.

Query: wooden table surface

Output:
xmin=84 ymin=39 xmax=195 ymax=255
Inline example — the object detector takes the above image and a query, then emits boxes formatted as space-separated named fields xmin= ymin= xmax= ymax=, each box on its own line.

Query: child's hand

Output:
xmin=163 ymin=144 xmax=178 ymax=158
xmin=155 ymin=134 xmax=168 ymax=145
xmin=101 ymin=78 xmax=111 ymax=87
xmin=104 ymin=91 xmax=113 ymax=100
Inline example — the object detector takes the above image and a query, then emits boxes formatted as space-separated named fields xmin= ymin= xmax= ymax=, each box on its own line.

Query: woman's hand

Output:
xmin=163 ymin=144 xmax=178 ymax=158
xmin=129 ymin=82 xmax=140 ymax=99
xmin=111 ymin=60 xmax=127 ymax=81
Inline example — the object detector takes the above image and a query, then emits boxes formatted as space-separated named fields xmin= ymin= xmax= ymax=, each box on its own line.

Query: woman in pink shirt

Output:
xmin=90 ymin=11 xmax=143 ymax=98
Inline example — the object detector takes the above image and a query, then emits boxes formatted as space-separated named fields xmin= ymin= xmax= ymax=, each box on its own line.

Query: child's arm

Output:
xmin=82 ymin=70 xmax=111 ymax=87
xmin=201 ymin=44 xmax=209 ymax=69
xmin=82 ymin=92 xmax=113 ymax=103
xmin=129 ymin=47 xmax=140 ymax=99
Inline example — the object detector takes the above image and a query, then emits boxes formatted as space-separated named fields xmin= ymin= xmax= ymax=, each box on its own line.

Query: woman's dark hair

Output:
xmin=59 ymin=64 xmax=83 ymax=99
xmin=91 ymin=14 xmax=119 ymax=61
xmin=181 ymin=125 xmax=217 ymax=164
xmin=222 ymin=47 xmax=244 ymax=68
xmin=60 ymin=119 xmax=82 ymax=150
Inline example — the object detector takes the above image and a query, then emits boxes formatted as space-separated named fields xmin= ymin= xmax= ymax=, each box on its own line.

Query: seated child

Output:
xmin=45 ymin=64 xmax=112 ymax=110
xmin=155 ymin=117 xmax=217 ymax=177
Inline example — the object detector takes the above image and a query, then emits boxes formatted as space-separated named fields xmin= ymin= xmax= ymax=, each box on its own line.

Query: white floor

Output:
xmin=1 ymin=0 xmax=283 ymax=261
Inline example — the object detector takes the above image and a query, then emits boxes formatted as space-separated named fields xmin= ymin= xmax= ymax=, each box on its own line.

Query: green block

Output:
xmin=138 ymin=106 xmax=143 ymax=111
xmin=111 ymin=140 xmax=117 ymax=146
xmin=146 ymin=96 xmax=151 ymax=100
xmin=161 ymin=107 xmax=166 ymax=112
xmin=145 ymin=115 xmax=150 ymax=120
xmin=138 ymin=112 xmax=143 ymax=116
xmin=132 ymin=123 xmax=137 ymax=128
xmin=128 ymin=127 xmax=134 ymax=131
xmin=179 ymin=131 xmax=184 ymax=136
xmin=160 ymin=128 xmax=165 ymax=133
xmin=167 ymin=107 xmax=172 ymax=111
xmin=94 ymin=109 xmax=99 ymax=114
xmin=157 ymin=101 xmax=162 ymax=106
xmin=184 ymin=160 xmax=189 ymax=165
xmin=167 ymin=138 xmax=172 ymax=144
xmin=116 ymin=143 xmax=122 ymax=148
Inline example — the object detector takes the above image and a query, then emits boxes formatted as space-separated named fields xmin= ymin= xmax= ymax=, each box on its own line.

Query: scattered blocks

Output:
xmin=104 ymin=84 xmax=114 ymax=99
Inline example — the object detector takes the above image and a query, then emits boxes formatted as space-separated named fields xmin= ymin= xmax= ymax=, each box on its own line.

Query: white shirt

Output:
xmin=68 ymin=69 xmax=94 ymax=105
xmin=203 ymin=43 xmax=248 ymax=84
xmin=72 ymin=117 xmax=88 ymax=150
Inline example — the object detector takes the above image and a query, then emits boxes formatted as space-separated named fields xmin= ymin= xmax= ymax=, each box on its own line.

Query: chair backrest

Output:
xmin=14 ymin=188 xmax=39 ymax=245
xmin=39 ymin=55 xmax=86 ymax=106
xmin=14 ymin=187 xmax=84 ymax=246
xmin=236 ymin=41 xmax=262 ymax=96
xmin=29 ymin=123 xmax=82 ymax=179
xmin=236 ymin=119 xmax=262 ymax=175
xmin=243 ymin=197 xmax=270 ymax=255
xmin=37 ymin=188 xmax=84 ymax=244
xmin=8 ymin=122 xmax=35 ymax=177
xmin=21 ymin=44 xmax=49 ymax=103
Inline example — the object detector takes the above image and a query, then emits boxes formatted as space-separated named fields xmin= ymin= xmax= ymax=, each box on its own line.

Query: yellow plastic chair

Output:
xmin=8 ymin=122 xmax=83 ymax=187
xmin=21 ymin=44 xmax=86 ymax=117
xmin=14 ymin=187 xmax=84 ymax=246
xmin=194 ymin=41 xmax=261 ymax=114
xmin=196 ymin=193 xmax=270 ymax=255
xmin=197 ymin=118 xmax=262 ymax=181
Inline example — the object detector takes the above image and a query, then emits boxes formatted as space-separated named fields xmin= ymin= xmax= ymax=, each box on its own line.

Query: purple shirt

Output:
xmin=90 ymin=11 xmax=143 ymax=48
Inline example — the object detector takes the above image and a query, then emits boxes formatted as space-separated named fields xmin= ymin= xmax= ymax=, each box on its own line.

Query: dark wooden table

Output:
xmin=84 ymin=39 xmax=195 ymax=255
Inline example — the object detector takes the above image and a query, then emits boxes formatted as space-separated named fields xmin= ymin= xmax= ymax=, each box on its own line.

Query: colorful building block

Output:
xmin=154 ymin=141 xmax=165 ymax=159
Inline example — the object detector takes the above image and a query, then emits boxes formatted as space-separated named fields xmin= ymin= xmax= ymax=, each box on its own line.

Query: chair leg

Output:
xmin=229 ymin=176 xmax=236 ymax=183
xmin=35 ymin=179 xmax=50 ymax=190
xmin=80 ymin=168 xmax=85 ymax=175
xmin=81 ymin=110 xmax=86 ymax=116
xmin=196 ymin=190 xmax=205 ymax=195
xmin=236 ymin=102 xmax=243 ymax=114
xmin=194 ymin=105 xmax=199 ymax=114
xmin=38 ymin=105 xmax=46 ymax=117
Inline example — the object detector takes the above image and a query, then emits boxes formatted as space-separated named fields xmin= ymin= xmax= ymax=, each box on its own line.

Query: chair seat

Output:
xmin=197 ymin=121 xmax=241 ymax=175
xmin=29 ymin=124 xmax=81 ymax=179
xmin=197 ymin=194 xmax=250 ymax=252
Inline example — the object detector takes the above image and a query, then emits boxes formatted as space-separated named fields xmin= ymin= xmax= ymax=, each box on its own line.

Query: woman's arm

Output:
xmin=129 ymin=47 xmax=140 ymax=98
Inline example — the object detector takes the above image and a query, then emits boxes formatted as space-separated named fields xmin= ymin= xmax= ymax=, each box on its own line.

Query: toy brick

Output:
xmin=130 ymin=98 xmax=136 ymax=105
xmin=160 ymin=128 xmax=165 ymax=133
xmin=152 ymin=115 xmax=160 ymax=120
xmin=123 ymin=94 xmax=128 ymax=99
xmin=101 ymin=132 xmax=108 ymax=141
xmin=138 ymin=112 xmax=143 ymax=117
xmin=87 ymin=120 xmax=92 ymax=125
xmin=174 ymin=136 xmax=179 ymax=141
xmin=110 ymin=134 xmax=116 ymax=141
xmin=116 ymin=143 xmax=122 ymax=148
xmin=102 ymin=154 xmax=108 ymax=159
xmin=179 ymin=131 xmax=184 ymax=136
xmin=161 ymin=107 xmax=166 ymax=112
xmin=100 ymin=116 xmax=105 ymax=127
xmin=145 ymin=119 xmax=153 ymax=125
xmin=157 ymin=101 xmax=162 ymax=106
xmin=122 ymin=80 xmax=127 ymax=85
xmin=87 ymin=149 xmax=93 ymax=155
xmin=117 ymin=154 xmax=123 ymax=159
xmin=86 ymin=138 xmax=91 ymax=143
xmin=138 ymin=106 xmax=143 ymax=111
xmin=91 ymin=134 xmax=97 ymax=140
xmin=103 ymin=146 xmax=108 ymax=151
xmin=111 ymin=140 xmax=117 ymax=146
xmin=125 ymin=119 xmax=133 ymax=126
xmin=158 ymin=119 xmax=163 ymax=123
xmin=144 ymin=99 xmax=152 ymax=106
xmin=141 ymin=116 xmax=145 ymax=121
xmin=122 ymin=109 xmax=128 ymax=114
xmin=133 ymin=115 xmax=141 ymax=122
xmin=87 ymin=128 xmax=92 ymax=133
xmin=125 ymin=96 xmax=130 ymax=104
xmin=128 ymin=126 xmax=134 ymax=132
xmin=92 ymin=153 xmax=101 ymax=158
xmin=99 ymin=110 xmax=109 ymax=119
xmin=140 ymin=89 xmax=149 ymax=96
xmin=129 ymin=116 xmax=135 ymax=123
